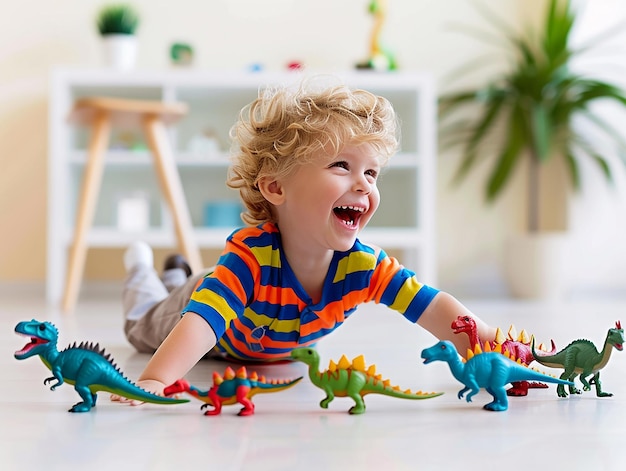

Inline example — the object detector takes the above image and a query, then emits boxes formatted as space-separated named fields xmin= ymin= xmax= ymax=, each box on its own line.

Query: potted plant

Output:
xmin=439 ymin=0 xmax=626 ymax=298
xmin=96 ymin=4 xmax=140 ymax=70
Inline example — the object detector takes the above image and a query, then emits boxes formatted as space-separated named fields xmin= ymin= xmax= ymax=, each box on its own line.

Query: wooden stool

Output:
xmin=61 ymin=97 xmax=203 ymax=312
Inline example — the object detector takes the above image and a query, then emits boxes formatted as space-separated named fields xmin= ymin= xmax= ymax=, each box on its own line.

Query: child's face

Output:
xmin=277 ymin=143 xmax=382 ymax=253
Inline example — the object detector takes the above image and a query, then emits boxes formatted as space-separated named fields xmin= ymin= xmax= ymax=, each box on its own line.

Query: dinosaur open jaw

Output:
xmin=615 ymin=343 xmax=623 ymax=351
xmin=15 ymin=333 xmax=49 ymax=357
xmin=333 ymin=205 xmax=365 ymax=228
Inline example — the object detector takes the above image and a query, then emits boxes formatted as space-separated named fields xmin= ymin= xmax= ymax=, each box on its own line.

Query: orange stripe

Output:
xmin=212 ymin=265 xmax=247 ymax=304
xmin=299 ymin=287 xmax=369 ymax=338
xmin=369 ymin=256 xmax=401 ymax=303
xmin=256 ymin=284 xmax=302 ymax=306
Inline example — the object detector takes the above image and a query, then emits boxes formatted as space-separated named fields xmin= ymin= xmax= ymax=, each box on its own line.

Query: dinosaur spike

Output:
xmin=351 ymin=355 xmax=366 ymax=372
xmin=473 ymin=344 xmax=483 ymax=355
xmin=404 ymin=389 xmax=412 ymax=394
xmin=224 ymin=367 xmax=235 ymax=380
xmin=337 ymin=355 xmax=351 ymax=370
xmin=236 ymin=367 xmax=247 ymax=379
xmin=392 ymin=385 xmax=401 ymax=391
xmin=617 ymin=320 xmax=622 ymax=330
xmin=250 ymin=371 xmax=259 ymax=382
xmin=367 ymin=365 xmax=377 ymax=376
xmin=494 ymin=327 xmax=506 ymax=344
xmin=383 ymin=379 xmax=391 ymax=387
xmin=493 ymin=343 xmax=502 ymax=353
xmin=483 ymin=342 xmax=492 ymax=352
xmin=375 ymin=374 xmax=382 ymax=381
xmin=328 ymin=360 xmax=338 ymax=373
xmin=507 ymin=325 xmax=518 ymax=341
xmin=518 ymin=329 xmax=530 ymax=344
xmin=213 ymin=371 xmax=224 ymax=385
xmin=466 ymin=349 xmax=474 ymax=360
xmin=260 ymin=375 xmax=266 ymax=382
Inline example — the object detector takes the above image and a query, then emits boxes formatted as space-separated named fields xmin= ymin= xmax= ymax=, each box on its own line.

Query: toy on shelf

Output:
xmin=531 ymin=321 xmax=624 ymax=398
xmin=14 ymin=319 xmax=189 ymax=412
xmin=421 ymin=340 xmax=574 ymax=412
xmin=451 ymin=315 xmax=557 ymax=396
xmin=290 ymin=348 xmax=442 ymax=414
xmin=356 ymin=0 xmax=397 ymax=71
xmin=163 ymin=366 xmax=302 ymax=416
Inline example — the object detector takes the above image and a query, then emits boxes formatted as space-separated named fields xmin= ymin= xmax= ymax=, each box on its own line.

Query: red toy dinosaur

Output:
xmin=163 ymin=366 xmax=302 ymax=416
xmin=451 ymin=315 xmax=556 ymax=396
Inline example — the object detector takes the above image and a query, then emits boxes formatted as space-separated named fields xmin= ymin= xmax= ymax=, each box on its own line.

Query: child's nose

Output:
xmin=353 ymin=174 xmax=372 ymax=194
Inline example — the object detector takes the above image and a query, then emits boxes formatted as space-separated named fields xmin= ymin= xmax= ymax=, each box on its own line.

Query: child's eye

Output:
xmin=330 ymin=161 xmax=349 ymax=170
xmin=365 ymin=169 xmax=378 ymax=179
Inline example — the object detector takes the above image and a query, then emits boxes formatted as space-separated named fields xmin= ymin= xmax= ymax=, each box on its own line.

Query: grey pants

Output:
xmin=122 ymin=265 xmax=212 ymax=353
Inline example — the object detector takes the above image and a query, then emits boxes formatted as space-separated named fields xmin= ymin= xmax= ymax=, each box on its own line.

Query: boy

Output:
xmin=116 ymin=78 xmax=496 ymax=401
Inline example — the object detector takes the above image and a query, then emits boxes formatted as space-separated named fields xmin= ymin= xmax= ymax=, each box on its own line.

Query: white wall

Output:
xmin=1 ymin=0 xmax=624 ymax=298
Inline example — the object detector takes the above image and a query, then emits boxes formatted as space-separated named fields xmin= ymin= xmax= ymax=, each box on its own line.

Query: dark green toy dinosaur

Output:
xmin=14 ymin=319 xmax=189 ymax=412
xmin=531 ymin=321 xmax=624 ymax=398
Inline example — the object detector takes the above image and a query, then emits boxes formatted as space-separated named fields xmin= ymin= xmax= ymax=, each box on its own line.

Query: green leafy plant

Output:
xmin=96 ymin=4 xmax=139 ymax=35
xmin=439 ymin=0 xmax=626 ymax=232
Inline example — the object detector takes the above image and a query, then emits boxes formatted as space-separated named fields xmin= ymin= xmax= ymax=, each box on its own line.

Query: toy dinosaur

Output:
xmin=451 ymin=315 xmax=557 ymax=396
xmin=290 ymin=348 xmax=443 ymax=414
xmin=14 ymin=319 xmax=189 ymax=412
xmin=163 ymin=366 xmax=302 ymax=416
xmin=421 ymin=340 xmax=574 ymax=411
xmin=531 ymin=321 xmax=624 ymax=398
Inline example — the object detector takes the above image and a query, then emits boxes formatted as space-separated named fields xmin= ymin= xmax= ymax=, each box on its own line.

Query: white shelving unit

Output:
xmin=48 ymin=68 xmax=437 ymax=304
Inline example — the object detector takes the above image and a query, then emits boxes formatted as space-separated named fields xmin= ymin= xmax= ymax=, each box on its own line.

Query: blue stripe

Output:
xmin=403 ymin=286 xmax=439 ymax=323
xmin=183 ymin=300 xmax=227 ymax=338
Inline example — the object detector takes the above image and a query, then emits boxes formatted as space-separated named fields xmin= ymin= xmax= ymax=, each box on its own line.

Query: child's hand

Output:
xmin=109 ymin=379 xmax=166 ymax=406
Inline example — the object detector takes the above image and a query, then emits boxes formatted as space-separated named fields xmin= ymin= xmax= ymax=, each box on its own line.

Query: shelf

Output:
xmin=48 ymin=68 xmax=437 ymax=304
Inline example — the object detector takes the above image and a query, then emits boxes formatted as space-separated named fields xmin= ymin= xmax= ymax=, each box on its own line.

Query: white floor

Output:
xmin=2 ymin=284 xmax=626 ymax=471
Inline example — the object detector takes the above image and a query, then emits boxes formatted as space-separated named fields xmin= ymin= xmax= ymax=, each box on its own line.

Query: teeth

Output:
xmin=336 ymin=205 xmax=365 ymax=212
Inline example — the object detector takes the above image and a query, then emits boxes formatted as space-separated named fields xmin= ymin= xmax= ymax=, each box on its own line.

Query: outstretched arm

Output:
xmin=112 ymin=312 xmax=217 ymax=405
xmin=417 ymin=291 xmax=496 ymax=354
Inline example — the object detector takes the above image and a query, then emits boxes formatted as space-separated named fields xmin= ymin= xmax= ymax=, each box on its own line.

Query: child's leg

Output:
xmin=124 ymin=271 xmax=207 ymax=353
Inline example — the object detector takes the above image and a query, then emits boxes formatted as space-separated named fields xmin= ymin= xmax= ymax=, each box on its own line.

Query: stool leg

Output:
xmin=62 ymin=112 xmax=111 ymax=313
xmin=143 ymin=115 xmax=203 ymax=272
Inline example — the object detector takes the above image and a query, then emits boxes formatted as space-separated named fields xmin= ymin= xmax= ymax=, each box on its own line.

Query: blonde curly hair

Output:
xmin=227 ymin=77 xmax=400 ymax=225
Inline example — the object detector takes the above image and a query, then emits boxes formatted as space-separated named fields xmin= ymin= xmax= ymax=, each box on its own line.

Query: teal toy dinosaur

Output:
xmin=290 ymin=348 xmax=443 ymax=414
xmin=163 ymin=366 xmax=302 ymax=416
xmin=14 ymin=319 xmax=189 ymax=412
xmin=421 ymin=340 xmax=574 ymax=411
xmin=531 ymin=321 xmax=624 ymax=398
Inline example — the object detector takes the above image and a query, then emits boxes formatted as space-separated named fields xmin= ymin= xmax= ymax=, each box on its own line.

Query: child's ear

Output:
xmin=257 ymin=177 xmax=286 ymax=206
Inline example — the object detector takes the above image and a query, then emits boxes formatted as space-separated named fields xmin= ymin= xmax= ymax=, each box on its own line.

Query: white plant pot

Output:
xmin=503 ymin=232 xmax=569 ymax=299
xmin=102 ymin=34 xmax=137 ymax=70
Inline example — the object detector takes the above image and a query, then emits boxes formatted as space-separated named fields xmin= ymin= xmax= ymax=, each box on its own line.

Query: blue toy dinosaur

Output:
xmin=14 ymin=319 xmax=189 ymax=412
xmin=421 ymin=340 xmax=574 ymax=411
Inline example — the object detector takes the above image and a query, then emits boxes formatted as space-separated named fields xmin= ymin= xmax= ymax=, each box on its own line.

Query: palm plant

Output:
xmin=439 ymin=0 xmax=626 ymax=233
xmin=96 ymin=4 xmax=139 ymax=36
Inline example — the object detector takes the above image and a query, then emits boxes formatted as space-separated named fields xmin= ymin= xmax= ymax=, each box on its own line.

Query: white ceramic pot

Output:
xmin=102 ymin=34 xmax=137 ymax=70
xmin=503 ymin=232 xmax=569 ymax=299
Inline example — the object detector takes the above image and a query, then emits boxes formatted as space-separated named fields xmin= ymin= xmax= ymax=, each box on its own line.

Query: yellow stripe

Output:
xmin=388 ymin=276 xmax=424 ymax=314
xmin=333 ymin=251 xmax=377 ymax=283
xmin=192 ymin=289 xmax=237 ymax=324
xmin=242 ymin=308 xmax=300 ymax=334
xmin=250 ymin=245 xmax=281 ymax=267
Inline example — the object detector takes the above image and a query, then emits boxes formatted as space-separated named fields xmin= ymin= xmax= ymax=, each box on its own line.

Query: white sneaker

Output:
xmin=123 ymin=241 xmax=154 ymax=272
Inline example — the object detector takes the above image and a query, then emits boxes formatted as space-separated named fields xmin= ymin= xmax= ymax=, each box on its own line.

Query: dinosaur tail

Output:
xmin=505 ymin=361 xmax=573 ymax=387
xmin=104 ymin=382 xmax=189 ymax=405
xmin=364 ymin=383 xmax=444 ymax=400
xmin=253 ymin=377 xmax=303 ymax=394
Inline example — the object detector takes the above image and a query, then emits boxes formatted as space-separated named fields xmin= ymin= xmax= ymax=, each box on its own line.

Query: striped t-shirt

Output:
xmin=183 ymin=222 xmax=439 ymax=361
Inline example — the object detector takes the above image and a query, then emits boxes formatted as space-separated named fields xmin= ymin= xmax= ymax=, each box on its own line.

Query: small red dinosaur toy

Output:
xmin=451 ymin=315 xmax=556 ymax=396
xmin=163 ymin=366 xmax=302 ymax=416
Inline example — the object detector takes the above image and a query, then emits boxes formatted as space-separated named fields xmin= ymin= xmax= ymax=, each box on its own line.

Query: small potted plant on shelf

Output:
xmin=439 ymin=0 xmax=626 ymax=298
xmin=96 ymin=3 xmax=140 ymax=70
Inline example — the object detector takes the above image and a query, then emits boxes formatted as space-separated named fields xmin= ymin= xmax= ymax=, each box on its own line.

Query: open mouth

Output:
xmin=15 ymin=333 xmax=48 ymax=356
xmin=615 ymin=343 xmax=623 ymax=351
xmin=333 ymin=205 xmax=365 ymax=227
